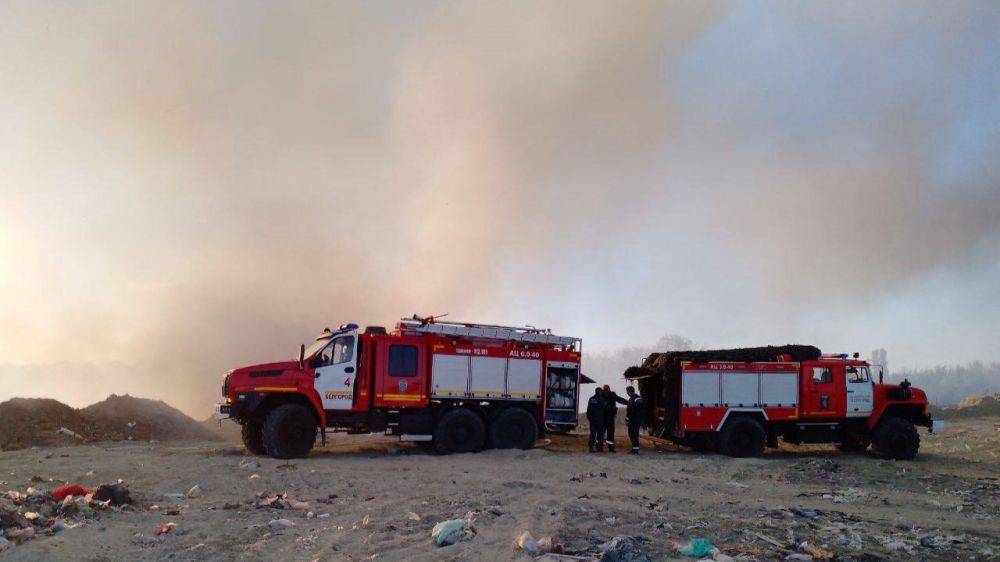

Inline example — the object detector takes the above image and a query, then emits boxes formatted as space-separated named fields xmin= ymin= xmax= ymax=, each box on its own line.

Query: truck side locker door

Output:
xmin=314 ymin=334 xmax=358 ymax=411
xmin=376 ymin=337 xmax=429 ymax=409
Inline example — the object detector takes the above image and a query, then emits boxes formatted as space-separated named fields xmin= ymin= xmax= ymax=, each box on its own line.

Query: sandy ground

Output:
xmin=1 ymin=419 xmax=997 ymax=561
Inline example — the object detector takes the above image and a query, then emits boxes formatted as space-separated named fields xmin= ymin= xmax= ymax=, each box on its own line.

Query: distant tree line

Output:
xmin=888 ymin=361 xmax=1000 ymax=406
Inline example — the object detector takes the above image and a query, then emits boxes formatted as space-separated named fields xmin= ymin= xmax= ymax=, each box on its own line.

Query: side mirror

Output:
xmin=299 ymin=344 xmax=305 ymax=370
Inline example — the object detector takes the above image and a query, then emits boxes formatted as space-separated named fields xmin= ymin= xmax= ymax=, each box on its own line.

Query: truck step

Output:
xmin=399 ymin=434 xmax=433 ymax=442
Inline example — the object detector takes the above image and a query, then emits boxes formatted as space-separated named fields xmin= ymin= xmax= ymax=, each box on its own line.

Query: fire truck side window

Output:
xmin=847 ymin=366 xmax=870 ymax=383
xmin=812 ymin=367 xmax=832 ymax=383
xmin=318 ymin=345 xmax=332 ymax=366
xmin=332 ymin=337 xmax=354 ymax=365
xmin=388 ymin=345 xmax=418 ymax=377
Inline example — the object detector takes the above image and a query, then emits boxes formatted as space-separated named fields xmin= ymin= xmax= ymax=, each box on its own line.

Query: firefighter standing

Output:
xmin=586 ymin=387 xmax=606 ymax=452
xmin=625 ymin=386 xmax=645 ymax=454
xmin=602 ymin=384 xmax=628 ymax=452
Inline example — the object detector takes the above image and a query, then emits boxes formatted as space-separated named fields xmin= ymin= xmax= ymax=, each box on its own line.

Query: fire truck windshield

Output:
xmin=301 ymin=336 xmax=332 ymax=360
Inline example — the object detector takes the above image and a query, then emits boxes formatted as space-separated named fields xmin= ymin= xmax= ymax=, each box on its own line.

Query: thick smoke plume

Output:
xmin=1 ymin=2 xmax=997 ymax=415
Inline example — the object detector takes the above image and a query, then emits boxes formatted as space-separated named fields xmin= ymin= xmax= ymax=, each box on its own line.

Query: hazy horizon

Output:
xmin=1 ymin=1 xmax=998 ymax=417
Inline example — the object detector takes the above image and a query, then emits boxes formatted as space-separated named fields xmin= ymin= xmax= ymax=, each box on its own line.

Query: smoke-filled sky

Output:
xmin=1 ymin=1 xmax=998 ymax=416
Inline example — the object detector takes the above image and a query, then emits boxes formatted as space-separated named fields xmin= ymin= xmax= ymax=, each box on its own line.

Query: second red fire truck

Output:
xmin=217 ymin=316 xmax=584 ymax=458
xmin=626 ymin=346 xmax=942 ymax=459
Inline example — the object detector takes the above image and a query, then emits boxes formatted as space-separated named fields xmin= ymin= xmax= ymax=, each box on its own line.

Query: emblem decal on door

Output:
xmin=398 ymin=381 xmax=408 ymax=392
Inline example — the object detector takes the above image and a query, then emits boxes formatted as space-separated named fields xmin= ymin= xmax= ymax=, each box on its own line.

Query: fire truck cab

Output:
xmin=217 ymin=317 xmax=583 ymax=458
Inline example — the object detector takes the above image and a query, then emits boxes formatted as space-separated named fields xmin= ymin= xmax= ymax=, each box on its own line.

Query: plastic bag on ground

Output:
xmin=677 ymin=538 xmax=713 ymax=558
xmin=431 ymin=518 xmax=472 ymax=546
xmin=516 ymin=531 xmax=542 ymax=555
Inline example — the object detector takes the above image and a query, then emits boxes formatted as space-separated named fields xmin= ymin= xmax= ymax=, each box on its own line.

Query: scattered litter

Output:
xmin=249 ymin=474 xmax=260 ymax=480
xmin=790 ymin=508 xmax=819 ymax=519
xmin=255 ymin=492 xmax=310 ymax=511
xmin=185 ymin=485 xmax=202 ymax=498
xmin=285 ymin=498 xmax=309 ymax=511
xmin=93 ymin=482 xmax=132 ymax=506
xmin=599 ymin=536 xmax=650 ymax=562
xmin=269 ymin=518 xmax=295 ymax=531
xmin=515 ymin=531 xmax=556 ymax=555
xmin=799 ymin=542 xmax=832 ymax=559
xmin=0 ymin=537 xmax=10 ymax=552
xmin=676 ymin=538 xmax=713 ymax=558
xmin=431 ymin=518 xmax=474 ymax=546
xmin=155 ymin=522 xmax=176 ymax=536
xmin=406 ymin=512 xmax=421 ymax=521
xmin=749 ymin=532 xmax=785 ymax=548
xmin=56 ymin=427 xmax=84 ymax=440
xmin=5 ymin=527 xmax=35 ymax=543
xmin=726 ymin=481 xmax=749 ymax=489
xmin=51 ymin=484 xmax=92 ymax=501
xmin=820 ymin=488 xmax=869 ymax=504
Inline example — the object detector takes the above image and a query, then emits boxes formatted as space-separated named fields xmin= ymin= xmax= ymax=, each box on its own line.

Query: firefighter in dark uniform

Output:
xmin=586 ymin=387 xmax=606 ymax=452
xmin=602 ymin=384 xmax=628 ymax=452
xmin=625 ymin=385 xmax=645 ymax=454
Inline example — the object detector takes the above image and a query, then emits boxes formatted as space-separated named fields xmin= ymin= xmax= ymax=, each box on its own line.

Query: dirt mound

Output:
xmin=0 ymin=398 xmax=99 ymax=450
xmin=0 ymin=394 xmax=220 ymax=451
xmin=931 ymin=393 xmax=1000 ymax=419
xmin=81 ymin=394 xmax=220 ymax=442
xmin=200 ymin=415 xmax=242 ymax=444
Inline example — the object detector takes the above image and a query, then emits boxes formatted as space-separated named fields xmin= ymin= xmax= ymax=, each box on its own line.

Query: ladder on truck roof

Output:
xmin=398 ymin=317 xmax=580 ymax=347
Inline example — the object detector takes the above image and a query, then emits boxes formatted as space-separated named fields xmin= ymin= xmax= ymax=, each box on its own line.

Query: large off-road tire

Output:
xmin=262 ymin=404 xmax=317 ymax=459
xmin=241 ymin=419 xmax=266 ymax=455
xmin=872 ymin=417 xmax=919 ymax=460
xmin=718 ymin=417 xmax=766 ymax=457
xmin=434 ymin=408 xmax=486 ymax=454
xmin=490 ymin=408 xmax=538 ymax=449
xmin=685 ymin=433 xmax=717 ymax=452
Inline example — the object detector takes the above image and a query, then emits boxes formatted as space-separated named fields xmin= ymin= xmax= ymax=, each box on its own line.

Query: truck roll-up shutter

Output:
xmin=470 ymin=357 xmax=506 ymax=397
xmin=431 ymin=354 xmax=469 ymax=397
xmin=506 ymin=359 xmax=541 ymax=399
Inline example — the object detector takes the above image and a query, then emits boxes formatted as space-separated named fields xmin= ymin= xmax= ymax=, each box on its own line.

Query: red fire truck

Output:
xmin=628 ymin=347 xmax=942 ymax=459
xmin=217 ymin=316 xmax=584 ymax=458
